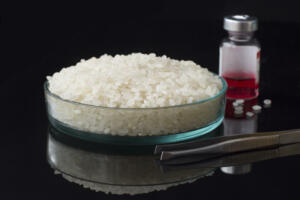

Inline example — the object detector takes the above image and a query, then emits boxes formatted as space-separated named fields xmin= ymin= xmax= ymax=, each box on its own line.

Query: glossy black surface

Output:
xmin=2 ymin=2 xmax=300 ymax=199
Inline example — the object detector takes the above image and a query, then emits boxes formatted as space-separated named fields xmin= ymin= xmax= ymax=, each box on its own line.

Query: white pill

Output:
xmin=234 ymin=106 xmax=243 ymax=112
xmin=252 ymin=105 xmax=262 ymax=113
xmin=246 ymin=111 xmax=254 ymax=118
xmin=234 ymin=109 xmax=243 ymax=116
xmin=232 ymin=102 xmax=239 ymax=107
xmin=236 ymin=99 xmax=245 ymax=105
xmin=264 ymin=99 xmax=272 ymax=107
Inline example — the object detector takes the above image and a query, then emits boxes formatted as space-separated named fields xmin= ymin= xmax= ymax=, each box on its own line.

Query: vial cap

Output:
xmin=224 ymin=15 xmax=258 ymax=32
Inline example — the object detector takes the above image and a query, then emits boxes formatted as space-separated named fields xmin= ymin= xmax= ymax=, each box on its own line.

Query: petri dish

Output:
xmin=44 ymin=76 xmax=227 ymax=145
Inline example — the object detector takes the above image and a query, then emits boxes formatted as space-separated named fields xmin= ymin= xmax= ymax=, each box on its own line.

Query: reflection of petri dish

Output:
xmin=47 ymin=129 xmax=215 ymax=195
xmin=44 ymin=76 xmax=227 ymax=145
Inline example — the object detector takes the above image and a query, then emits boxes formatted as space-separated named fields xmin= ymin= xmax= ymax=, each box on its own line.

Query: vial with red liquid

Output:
xmin=219 ymin=15 xmax=260 ymax=99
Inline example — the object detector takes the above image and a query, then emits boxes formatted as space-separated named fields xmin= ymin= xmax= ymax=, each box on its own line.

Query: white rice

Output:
xmin=47 ymin=53 xmax=222 ymax=108
xmin=46 ymin=53 xmax=224 ymax=136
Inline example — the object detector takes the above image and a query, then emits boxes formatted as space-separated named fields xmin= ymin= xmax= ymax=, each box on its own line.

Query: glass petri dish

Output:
xmin=44 ymin=76 xmax=227 ymax=145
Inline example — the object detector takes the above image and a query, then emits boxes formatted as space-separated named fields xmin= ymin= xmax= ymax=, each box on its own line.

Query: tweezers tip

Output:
xmin=154 ymin=145 xmax=161 ymax=155
xmin=160 ymin=151 xmax=173 ymax=161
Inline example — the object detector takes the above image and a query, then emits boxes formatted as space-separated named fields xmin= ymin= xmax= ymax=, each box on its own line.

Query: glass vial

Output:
xmin=219 ymin=15 xmax=260 ymax=99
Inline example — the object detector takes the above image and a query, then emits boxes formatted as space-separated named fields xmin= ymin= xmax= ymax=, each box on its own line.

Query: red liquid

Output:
xmin=223 ymin=73 xmax=258 ymax=99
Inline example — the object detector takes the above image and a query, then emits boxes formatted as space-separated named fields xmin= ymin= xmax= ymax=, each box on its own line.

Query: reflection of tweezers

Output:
xmin=154 ymin=129 xmax=300 ymax=161
xmin=159 ymin=143 xmax=300 ymax=172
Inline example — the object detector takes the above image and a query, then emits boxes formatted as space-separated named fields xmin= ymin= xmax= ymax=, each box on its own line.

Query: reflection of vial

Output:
xmin=221 ymin=98 xmax=258 ymax=175
xmin=219 ymin=15 xmax=260 ymax=100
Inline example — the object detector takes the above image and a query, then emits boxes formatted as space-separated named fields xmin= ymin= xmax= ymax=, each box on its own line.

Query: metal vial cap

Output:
xmin=224 ymin=15 xmax=258 ymax=32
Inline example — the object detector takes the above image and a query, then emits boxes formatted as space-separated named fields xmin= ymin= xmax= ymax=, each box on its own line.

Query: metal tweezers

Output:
xmin=159 ymin=142 xmax=300 ymax=172
xmin=154 ymin=129 xmax=300 ymax=161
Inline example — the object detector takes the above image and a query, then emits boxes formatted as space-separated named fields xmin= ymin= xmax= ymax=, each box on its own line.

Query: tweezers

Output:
xmin=159 ymin=142 xmax=300 ymax=172
xmin=154 ymin=129 xmax=300 ymax=161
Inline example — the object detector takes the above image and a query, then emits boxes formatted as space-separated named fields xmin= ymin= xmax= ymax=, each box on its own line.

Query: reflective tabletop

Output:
xmin=45 ymin=96 xmax=300 ymax=197
xmin=3 ymin=20 xmax=300 ymax=200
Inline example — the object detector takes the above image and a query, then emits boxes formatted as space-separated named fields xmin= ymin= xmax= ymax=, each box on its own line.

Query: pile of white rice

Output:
xmin=47 ymin=53 xmax=222 ymax=108
xmin=46 ymin=53 xmax=224 ymax=136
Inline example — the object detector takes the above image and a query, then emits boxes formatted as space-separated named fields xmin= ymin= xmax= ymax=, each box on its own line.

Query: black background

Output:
xmin=2 ymin=1 xmax=300 ymax=199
